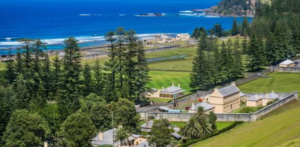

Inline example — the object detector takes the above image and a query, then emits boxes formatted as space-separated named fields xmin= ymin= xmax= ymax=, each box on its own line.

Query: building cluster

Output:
xmin=141 ymin=33 xmax=190 ymax=46
xmin=188 ymin=82 xmax=281 ymax=114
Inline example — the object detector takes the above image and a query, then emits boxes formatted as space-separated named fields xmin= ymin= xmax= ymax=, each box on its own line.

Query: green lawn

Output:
xmin=191 ymin=100 xmax=300 ymax=147
xmin=239 ymin=72 xmax=300 ymax=93
xmin=148 ymin=71 xmax=192 ymax=93
xmin=149 ymin=59 xmax=193 ymax=71
xmin=215 ymin=122 xmax=234 ymax=130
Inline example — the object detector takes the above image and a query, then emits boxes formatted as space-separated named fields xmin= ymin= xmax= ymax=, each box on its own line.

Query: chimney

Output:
xmin=214 ymin=87 xmax=219 ymax=92
xmin=178 ymin=83 xmax=180 ymax=88
xmin=162 ymin=86 xmax=165 ymax=90
xmin=172 ymin=83 xmax=174 ymax=86
xmin=44 ymin=142 xmax=48 ymax=147
xmin=272 ymin=90 xmax=274 ymax=93
xmin=192 ymin=102 xmax=195 ymax=110
xmin=99 ymin=132 xmax=104 ymax=140
xmin=231 ymin=82 xmax=236 ymax=86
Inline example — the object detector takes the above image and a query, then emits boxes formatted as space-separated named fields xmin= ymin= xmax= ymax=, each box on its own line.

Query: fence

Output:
xmin=272 ymin=66 xmax=300 ymax=72
xmin=140 ymin=92 xmax=298 ymax=122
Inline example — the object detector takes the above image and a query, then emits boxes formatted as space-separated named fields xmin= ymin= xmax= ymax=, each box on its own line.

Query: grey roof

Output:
xmin=219 ymin=85 xmax=240 ymax=97
xmin=280 ymin=59 xmax=294 ymax=65
xmin=267 ymin=91 xmax=279 ymax=100
xmin=92 ymin=129 xmax=116 ymax=146
xmin=160 ymin=85 xmax=185 ymax=94
xmin=193 ymin=102 xmax=214 ymax=111
xmin=247 ymin=92 xmax=279 ymax=101
xmin=141 ymin=120 xmax=154 ymax=129
xmin=240 ymin=92 xmax=246 ymax=97
xmin=172 ymin=132 xmax=182 ymax=140
xmin=247 ymin=94 xmax=262 ymax=101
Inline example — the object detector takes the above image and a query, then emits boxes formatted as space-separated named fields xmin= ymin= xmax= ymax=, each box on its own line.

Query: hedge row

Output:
xmin=178 ymin=121 xmax=244 ymax=147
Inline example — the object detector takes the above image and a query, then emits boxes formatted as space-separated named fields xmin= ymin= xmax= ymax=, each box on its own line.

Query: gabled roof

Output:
xmin=193 ymin=102 xmax=215 ymax=111
xmin=267 ymin=91 xmax=279 ymax=100
xmin=160 ymin=85 xmax=185 ymax=94
xmin=247 ymin=91 xmax=279 ymax=101
xmin=92 ymin=128 xmax=116 ymax=145
xmin=280 ymin=59 xmax=294 ymax=65
xmin=218 ymin=84 xmax=240 ymax=97
xmin=247 ymin=94 xmax=262 ymax=101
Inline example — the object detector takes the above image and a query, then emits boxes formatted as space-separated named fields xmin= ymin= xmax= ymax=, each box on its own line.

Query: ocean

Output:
xmin=0 ymin=0 xmax=251 ymax=54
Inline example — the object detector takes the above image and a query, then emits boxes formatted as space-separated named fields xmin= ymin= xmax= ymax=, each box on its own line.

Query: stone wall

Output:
xmin=141 ymin=92 xmax=298 ymax=122
xmin=272 ymin=66 xmax=300 ymax=72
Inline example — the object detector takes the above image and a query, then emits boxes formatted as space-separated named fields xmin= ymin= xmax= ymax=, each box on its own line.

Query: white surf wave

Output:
xmin=79 ymin=14 xmax=91 ymax=16
xmin=180 ymin=10 xmax=193 ymax=13
xmin=0 ymin=33 xmax=179 ymax=47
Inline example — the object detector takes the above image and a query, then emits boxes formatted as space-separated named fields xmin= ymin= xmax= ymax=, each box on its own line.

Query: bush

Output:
xmin=178 ymin=121 xmax=243 ymax=147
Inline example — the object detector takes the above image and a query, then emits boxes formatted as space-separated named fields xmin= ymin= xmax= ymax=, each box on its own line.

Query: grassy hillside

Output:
xmin=239 ymin=72 xmax=300 ymax=93
xmin=191 ymin=100 xmax=300 ymax=147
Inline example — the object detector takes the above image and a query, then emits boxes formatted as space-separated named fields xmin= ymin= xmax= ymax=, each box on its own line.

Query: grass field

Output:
xmin=148 ymin=71 xmax=192 ymax=93
xmin=191 ymin=100 xmax=300 ymax=147
xmin=239 ymin=72 xmax=300 ymax=93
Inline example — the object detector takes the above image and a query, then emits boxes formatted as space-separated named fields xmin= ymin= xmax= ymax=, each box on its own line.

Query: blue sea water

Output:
xmin=0 ymin=0 xmax=251 ymax=54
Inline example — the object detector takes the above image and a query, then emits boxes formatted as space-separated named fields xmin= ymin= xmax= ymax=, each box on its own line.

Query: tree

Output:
xmin=58 ymin=111 xmax=96 ymax=147
xmin=104 ymin=31 xmax=117 ymax=102
xmin=149 ymin=119 xmax=171 ymax=147
xmin=0 ymin=86 xmax=15 ymax=145
xmin=40 ymin=103 xmax=60 ymax=144
xmin=181 ymin=117 xmax=202 ymax=140
xmin=93 ymin=59 xmax=104 ymax=96
xmin=3 ymin=110 xmax=50 ymax=147
xmin=190 ymin=35 xmax=210 ymax=90
xmin=135 ymin=41 xmax=150 ymax=104
xmin=241 ymin=17 xmax=251 ymax=36
xmin=43 ymin=54 xmax=51 ymax=99
xmin=83 ymin=63 xmax=93 ymax=96
xmin=208 ymin=112 xmax=217 ymax=131
xmin=112 ymin=98 xmax=140 ymax=132
xmin=4 ymin=50 xmax=16 ymax=84
xmin=58 ymin=37 xmax=82 ymax=121
xmin=81 ymin=93 xmax=111 ymax=132
xmin=247 ymin=33 xmax=265 ymax=71
xmin=212 ymin=23 xmax=223 ymax=37
xmin=51 ymin=53 xmax=61 ymax=100
xmin=14 ymin=74 xmax=30 ymax=109
xmin=232 ymin=18 xmax=239 ymax=36
xmin=114 ymin=127 xmax=129 ymax=147
xmin=194 ymin=107 xmax=213 ymax=138
xmin=232 ymin=39 xmax=244 ymax=79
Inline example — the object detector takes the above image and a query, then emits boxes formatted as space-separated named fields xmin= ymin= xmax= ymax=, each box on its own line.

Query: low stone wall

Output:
xmin=272 ymin=66 xmax=300 ymax=72
xmin=141 ymin=92 xmax=298 ymax=122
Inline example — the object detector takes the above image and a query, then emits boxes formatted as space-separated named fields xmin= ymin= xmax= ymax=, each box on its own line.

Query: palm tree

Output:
xmin=181 ymin=117 xmax=201 ymax=140
xmin=192 ymin=107 xmax=213 ymax=139
xmin=114 ymin=127 xmax=129 ymax=147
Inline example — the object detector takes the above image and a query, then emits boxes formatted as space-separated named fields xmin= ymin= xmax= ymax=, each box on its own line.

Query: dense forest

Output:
xmin=0 ymin=28 xmax=150 ymax=147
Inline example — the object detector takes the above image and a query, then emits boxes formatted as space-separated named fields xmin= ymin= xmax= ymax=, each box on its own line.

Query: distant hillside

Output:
xmin=206 ymin=0 xmax=270 ymax=17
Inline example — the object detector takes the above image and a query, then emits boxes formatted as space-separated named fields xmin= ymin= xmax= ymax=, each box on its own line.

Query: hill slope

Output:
xmin=207 ymin=0 xmax=270 ymax=16
xmin=191 ymin=100 xmax=300 ymax=147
